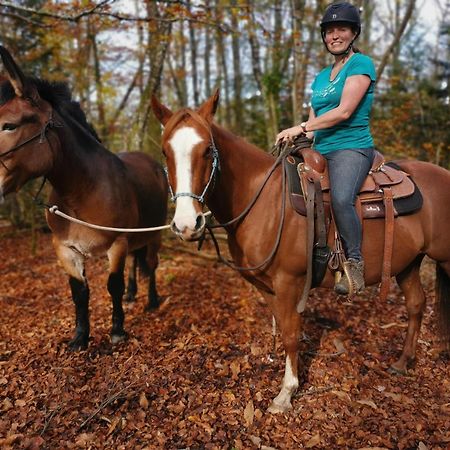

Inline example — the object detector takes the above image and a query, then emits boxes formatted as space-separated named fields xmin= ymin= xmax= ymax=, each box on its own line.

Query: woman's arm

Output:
xmin=275 ymin=74 xmax=371 ymax=143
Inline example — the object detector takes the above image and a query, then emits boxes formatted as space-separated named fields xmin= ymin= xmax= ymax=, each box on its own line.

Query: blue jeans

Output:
xmin=324 ymin=148 xmax=375 ymax=261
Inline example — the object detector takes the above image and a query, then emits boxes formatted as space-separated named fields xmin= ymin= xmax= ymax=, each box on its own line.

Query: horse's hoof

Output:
xmin=68 ymin=337 xmax=89 ymax=351
xmin=267 ymin=401 xmax=292 ymax=414
xmin=111 ymin=331 xmax=128 ymax=345
xmin=145 ymin=295 xmax=165 ymax=312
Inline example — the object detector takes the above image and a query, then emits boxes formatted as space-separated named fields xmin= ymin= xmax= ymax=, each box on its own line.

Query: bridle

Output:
xmin=0 ymin=110 xmax=62 ymax=171
xmin=164 ymin=143 xmax=219 ymax=204
xmin=162 ymin=109 xmax=220 ymax=204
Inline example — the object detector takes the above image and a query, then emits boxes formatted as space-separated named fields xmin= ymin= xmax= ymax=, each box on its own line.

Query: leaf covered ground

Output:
xmin=0 ymin=229 xmax=449 ymax=450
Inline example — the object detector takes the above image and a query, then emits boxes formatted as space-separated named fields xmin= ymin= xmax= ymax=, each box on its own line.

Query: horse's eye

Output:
xmin=2 ymin=123 xmax=18 ymax=131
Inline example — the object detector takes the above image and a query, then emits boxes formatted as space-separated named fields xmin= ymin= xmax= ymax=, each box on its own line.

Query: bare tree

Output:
xmin=376 ymin=0 xmax=416 ymax=81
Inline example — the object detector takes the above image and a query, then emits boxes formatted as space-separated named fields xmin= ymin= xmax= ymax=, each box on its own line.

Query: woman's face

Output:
xmin=324 ymin=23 xmax=357 ymax=54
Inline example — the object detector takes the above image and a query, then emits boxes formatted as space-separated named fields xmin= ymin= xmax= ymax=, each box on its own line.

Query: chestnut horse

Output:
xmin=151 ymin=90 xmax=450 ymax=413
xmin=0 ymin=47 xmax=168 ymax=350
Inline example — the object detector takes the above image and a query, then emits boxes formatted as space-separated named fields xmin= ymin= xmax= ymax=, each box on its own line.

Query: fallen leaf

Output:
xmin=244 ymin=399 xmax=254 ymax=427
xmin=356 ymin=399 xmax=378 ymax=409
xmin=333 ymin=338 xmax=346 ymax=354
xmin=230 ymin=360 xmax=241 ymax=380
xmin=306 ymin=433 xmax=321 ymax=448
xmin=139 ymin=392 xmax=149 ymax=409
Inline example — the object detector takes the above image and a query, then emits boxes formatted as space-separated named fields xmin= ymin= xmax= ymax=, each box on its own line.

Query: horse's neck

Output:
xmin=47 ymin=118 xmax=116 ymax=199
xmin=208 ymin=126 xmax=275 ymax=223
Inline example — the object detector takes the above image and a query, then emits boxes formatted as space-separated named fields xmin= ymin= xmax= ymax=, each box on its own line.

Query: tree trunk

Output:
xmin=214 ymin=0 xmax=232 ymax=127
xmin=230 ymin=0 xmax=243 ymax=131
xmin=376 ymin=0 xmax=416 ymax=82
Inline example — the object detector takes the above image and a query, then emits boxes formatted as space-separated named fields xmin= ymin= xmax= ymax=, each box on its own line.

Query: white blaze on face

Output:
xmin=169 ymin=126 xmax=204 ymax=231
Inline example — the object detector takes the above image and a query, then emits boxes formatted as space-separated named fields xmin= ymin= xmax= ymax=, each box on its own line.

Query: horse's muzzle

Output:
xmin=170 ymin=213 xmax=206 ymax=241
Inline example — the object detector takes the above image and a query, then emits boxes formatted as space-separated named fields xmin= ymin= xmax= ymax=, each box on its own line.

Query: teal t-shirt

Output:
xmin=311 ymin=53 xmax=376 ymax=154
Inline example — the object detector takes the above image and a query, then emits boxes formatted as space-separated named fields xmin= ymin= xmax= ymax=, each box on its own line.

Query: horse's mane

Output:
xmin=0 ymin=77 xmax=101 ymax=142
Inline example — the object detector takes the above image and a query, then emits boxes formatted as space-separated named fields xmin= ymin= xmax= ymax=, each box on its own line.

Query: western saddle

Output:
xmin=285 ymin=144 xmax=419 ymax=313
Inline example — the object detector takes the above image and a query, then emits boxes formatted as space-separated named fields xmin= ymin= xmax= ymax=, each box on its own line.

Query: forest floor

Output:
xmin=0 ymin=228 xmax=449 ymax=450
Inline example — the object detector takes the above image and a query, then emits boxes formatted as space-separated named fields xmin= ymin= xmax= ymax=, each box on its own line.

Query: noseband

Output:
xmin=163 ymin=109 xmax=220 ymax=204
xmin=0 ymin=111 xmax=62 ymax=170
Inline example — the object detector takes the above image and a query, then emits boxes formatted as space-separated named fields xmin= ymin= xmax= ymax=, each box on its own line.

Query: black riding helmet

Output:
xmin=320 ymin=2 xmax=361 ymax=55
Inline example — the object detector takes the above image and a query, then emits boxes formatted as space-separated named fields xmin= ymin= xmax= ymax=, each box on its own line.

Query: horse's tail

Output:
xmin=436 ymin=263 xmax=450 ymax=349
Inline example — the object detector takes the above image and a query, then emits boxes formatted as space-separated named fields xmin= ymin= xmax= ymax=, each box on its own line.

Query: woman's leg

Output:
xmin=325 ymin=148 xmax=374 ymax=294
xmin=326 ymin=148 xmax=374 ymax=260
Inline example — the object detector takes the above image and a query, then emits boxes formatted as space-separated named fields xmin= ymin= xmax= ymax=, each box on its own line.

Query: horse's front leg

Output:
xmin=107 ymin=238 xmax=128 ymax=344
xmin=262 ymin=280 xmax=303 ymax=413
xmin=54 ymin=242 xmax=90 ymax=350
xmin=145 ymin=241 xmax=162 ymax=311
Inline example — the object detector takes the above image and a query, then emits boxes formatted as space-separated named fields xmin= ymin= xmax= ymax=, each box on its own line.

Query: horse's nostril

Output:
xmin=195 ymin=214 xmax=205 ymax=231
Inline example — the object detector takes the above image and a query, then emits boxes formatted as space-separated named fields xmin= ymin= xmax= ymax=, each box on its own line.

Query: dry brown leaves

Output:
xmin=0 ymin=229 xmax=449 ymax=449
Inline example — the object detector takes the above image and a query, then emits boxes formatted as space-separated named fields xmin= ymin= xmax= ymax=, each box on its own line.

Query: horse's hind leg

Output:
xmin=125 ymin=254 xmax=138 ymax=303
xmin=145 ymin=240 xmax=162 ymax=311
xmin=391 ymin=255 xmax=425 ymax=374
xmin=107 ymin=239 xmax=128 ymax=344
xmin=436 ymin=261 xmax=450 ymax=350
xmin=54 ymin=243 xmax=90 ymax=350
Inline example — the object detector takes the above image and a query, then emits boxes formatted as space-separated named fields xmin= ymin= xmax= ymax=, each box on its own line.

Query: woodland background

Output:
xmin=1 ymin=2 xmax=450 ymax=449
xmin=0 ymin=0 xmax=448 ymax=229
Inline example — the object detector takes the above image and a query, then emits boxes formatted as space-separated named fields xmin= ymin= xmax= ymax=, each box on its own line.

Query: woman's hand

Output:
xmin=275 ymin=125 xmax=304 ymax=144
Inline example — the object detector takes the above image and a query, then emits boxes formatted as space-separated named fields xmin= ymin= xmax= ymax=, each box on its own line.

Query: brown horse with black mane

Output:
xmin=0 ymin=47 xmax=168 ymax=350
xmin=151 ymin=90 xmax=450 ymax=413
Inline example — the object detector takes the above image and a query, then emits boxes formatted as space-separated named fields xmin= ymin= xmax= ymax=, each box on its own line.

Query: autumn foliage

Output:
xmin=1 ymin=228 xmax=449 ymax=449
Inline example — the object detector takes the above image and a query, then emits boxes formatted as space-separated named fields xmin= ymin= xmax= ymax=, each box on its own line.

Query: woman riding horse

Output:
xmin=151 ymin=90 xmax=450 ymax=413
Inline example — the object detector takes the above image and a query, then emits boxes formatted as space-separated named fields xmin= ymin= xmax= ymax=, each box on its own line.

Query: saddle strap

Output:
xmin=297 ymin=180 xmax=317 ymax=313
xmin=380 ymin=187 xmax=395 ymax=301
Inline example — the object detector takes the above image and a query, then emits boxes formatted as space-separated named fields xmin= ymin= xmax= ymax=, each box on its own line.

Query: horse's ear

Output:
xmin=197 ymin=89 xmax=220 ymax=123
xmin=151 ymin=95 xmax=173 ymax=126
xmin=0 ymin=45 xmax=33 ymax=97
xmin=0 ymin=46 xmax=39 ymax=102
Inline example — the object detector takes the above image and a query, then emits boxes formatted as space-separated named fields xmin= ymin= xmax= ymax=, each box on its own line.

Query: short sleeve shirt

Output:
xmin=311 ymin=53 xmax=376 ymax=154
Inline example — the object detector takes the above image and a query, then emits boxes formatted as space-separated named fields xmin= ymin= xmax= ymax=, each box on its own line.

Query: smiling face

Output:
xmin=323 ymin=23 xmax=357 ymax=54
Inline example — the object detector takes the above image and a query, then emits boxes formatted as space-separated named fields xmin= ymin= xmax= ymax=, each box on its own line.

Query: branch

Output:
xmin=0 ymin=1 xmax=234 ymax=32
xmin=376 ymin=0 xmax=416 ymax=82
xmin=0 ymin=0 xmax=112 ymax=22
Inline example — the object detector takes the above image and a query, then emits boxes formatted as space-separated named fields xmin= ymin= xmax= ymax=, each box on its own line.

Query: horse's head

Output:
xmin=152 ymin=90 xmax=220 ymax=241
xmin=0 ymin=46 xmax=55 ymax=199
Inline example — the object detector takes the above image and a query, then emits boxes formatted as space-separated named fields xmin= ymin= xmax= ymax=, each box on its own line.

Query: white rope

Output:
xmin=48 ymin=205 xmax=211 ymax=233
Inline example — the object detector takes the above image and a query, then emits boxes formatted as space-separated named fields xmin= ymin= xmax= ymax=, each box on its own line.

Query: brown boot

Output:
xmin=334 ymin=259 xmax=365 ymax=296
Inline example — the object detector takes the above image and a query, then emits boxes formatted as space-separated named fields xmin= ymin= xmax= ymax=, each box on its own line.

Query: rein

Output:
xmin=205 ymin=141 xmax=291 ymax=272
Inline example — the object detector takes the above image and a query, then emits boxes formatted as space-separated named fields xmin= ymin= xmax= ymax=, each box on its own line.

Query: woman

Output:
xmin=276 ymin=2 xmax=376 ymax=296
